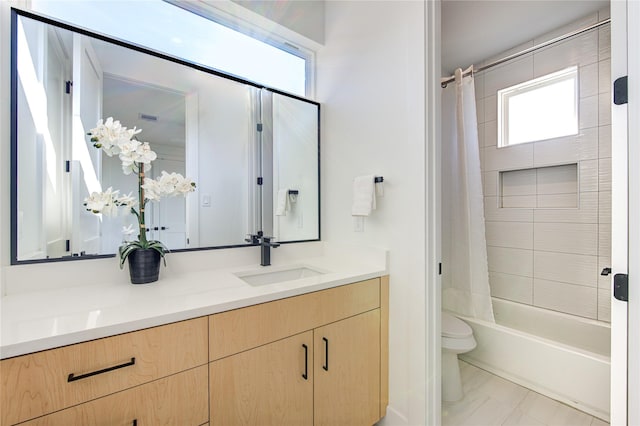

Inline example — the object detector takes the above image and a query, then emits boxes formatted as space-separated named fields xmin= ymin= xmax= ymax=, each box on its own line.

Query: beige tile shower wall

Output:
xmin=500 ymin=164 xmax=579 ymax=208
xmin=476 ymin=9 xmax=611 ymax=322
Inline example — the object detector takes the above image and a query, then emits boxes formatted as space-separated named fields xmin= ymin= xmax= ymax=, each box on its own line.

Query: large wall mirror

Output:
xmin=10 ymin=9 xmax=320 ymax=264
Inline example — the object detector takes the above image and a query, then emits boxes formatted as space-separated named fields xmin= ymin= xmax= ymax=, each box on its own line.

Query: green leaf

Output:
xmin=118 ymin=239 xmax=168 ymax=269
xmin=118 ymin=240 xmax=143 ymax=269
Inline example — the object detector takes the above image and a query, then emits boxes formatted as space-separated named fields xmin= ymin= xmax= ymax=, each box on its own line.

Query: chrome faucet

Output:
xmin=245 ymin=232 xmax=280 ymax=266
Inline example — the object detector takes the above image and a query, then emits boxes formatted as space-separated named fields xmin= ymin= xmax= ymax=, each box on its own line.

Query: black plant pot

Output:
xmin=128 ymin=248 xmax=161 ymax=284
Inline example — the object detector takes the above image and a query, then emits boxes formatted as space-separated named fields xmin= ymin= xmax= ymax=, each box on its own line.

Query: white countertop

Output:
xmin=0 ymin=243 xmax=388 ymax=359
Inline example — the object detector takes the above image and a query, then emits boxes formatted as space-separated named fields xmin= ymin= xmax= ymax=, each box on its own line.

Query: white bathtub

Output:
xmin=458 ymin=297 xmax=611 ymax=421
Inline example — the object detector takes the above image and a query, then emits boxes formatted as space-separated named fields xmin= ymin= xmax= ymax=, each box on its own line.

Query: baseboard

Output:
xmin=376 ymin=405 xmax=409 ymax=426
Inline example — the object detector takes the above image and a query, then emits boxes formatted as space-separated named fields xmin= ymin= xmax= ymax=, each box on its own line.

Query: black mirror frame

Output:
xmin=9 ymin=8 xmax=320 ymax=265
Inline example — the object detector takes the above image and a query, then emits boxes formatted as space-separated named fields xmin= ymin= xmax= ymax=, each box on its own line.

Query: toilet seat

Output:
xmin=442 ymin=312 xmax=473 ymax=338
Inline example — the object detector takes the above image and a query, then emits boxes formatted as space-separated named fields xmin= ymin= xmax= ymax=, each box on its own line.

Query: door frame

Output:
xmin=610 ymin=1 xmax=638 ymax=424
xmin=624 ymin=1 xmax=640 ymax=424
xmin=427 ymin=1 xmax=442 ymax=425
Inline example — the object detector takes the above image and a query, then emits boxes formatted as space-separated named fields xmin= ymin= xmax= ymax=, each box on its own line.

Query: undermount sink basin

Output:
xmin=236 ymin=266 xmax=325 ymax=286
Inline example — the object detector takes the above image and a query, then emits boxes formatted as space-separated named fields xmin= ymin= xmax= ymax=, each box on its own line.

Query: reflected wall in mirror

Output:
xmin=11 ymin=9 xmax=320 ymax=264
xmin=270 ymin=92 xmax=320 ymax=241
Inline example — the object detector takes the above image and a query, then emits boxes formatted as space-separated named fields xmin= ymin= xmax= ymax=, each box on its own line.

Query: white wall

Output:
xmin=316 ymin=1 xmax=433 ymax=424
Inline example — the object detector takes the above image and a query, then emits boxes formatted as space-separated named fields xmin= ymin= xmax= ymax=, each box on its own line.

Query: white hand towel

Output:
xmin=351 ymin=175 xmax=376 ymax=216
xmin=276 ymin=189 xmax=290 ymax=216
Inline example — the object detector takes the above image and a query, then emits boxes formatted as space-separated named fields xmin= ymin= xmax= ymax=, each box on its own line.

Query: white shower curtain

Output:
xmin=441 ymin=67 xmax=494 ymax=322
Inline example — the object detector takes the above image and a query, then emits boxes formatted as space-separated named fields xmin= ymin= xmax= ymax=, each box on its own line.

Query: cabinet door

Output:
xmin=314 ymin=309 xmax=381 ymax=426
xmin=21 ymin=365 xmax=208 ymax=426
xmin=210 ymin=331 xmax=313 ymax=426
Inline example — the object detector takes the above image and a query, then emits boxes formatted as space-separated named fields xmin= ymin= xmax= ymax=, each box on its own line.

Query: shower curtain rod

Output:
xmin=441 ymin=17 xmax=611 ymax=88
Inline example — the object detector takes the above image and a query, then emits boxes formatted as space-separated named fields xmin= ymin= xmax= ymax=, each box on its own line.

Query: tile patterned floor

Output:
xmin=442 ymin=361 xmax=609 ymax=426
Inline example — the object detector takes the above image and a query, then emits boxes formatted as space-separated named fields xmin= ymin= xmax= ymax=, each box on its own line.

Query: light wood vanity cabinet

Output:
xmin=1 ymin=276 xmax=389 ymax=426
xmin=20 ymin=366 xmax=209 ymax=426
xmin=0 ymin=317 xmax=208 ymax=425
xmin=313 ymin=309 xmax=381 ymax=426
xmin=209 ymin=277 xmax=389 ymax=426
xmin=211 ymin=331 xmax=314 ymax=425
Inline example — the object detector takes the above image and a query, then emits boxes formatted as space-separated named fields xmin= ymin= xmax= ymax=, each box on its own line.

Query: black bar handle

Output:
xmin=132 ymin=420 xmax=137 ymax=426
xmin=67 ymin=357 xmax=136 ymax=382
xmin=322 ymin=337 xmax=329 ymax=371
xmin=302 ymin=344 xmax=308 ymax=380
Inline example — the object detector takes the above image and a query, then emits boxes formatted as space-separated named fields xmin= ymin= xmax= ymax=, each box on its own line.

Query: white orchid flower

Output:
xmin=84 ymin=187 xmax=120 ymax=216
xmin=141 ymin=177 xmax=162 ymax=201
xmin=118 ymin=140 xmax=157 ymax=174
xmin=174 ymin=175 xmax=196 ymax=196
xmin=143 ymin=171 xmax=196 ymax=201
xmin=118 ymin=140 xmax=140 ymax=174
xmin=88 ymin=117 xmax=139 ymax=157
xmin=157 ymin=171 xmax=177 ymax=194
xmin=135 ymin=142 xmax=157 ymax=164
xmin=126 ymin=126 xmax=142 ymax=140
xmin=83 ymin=188 xmax=137 ymax=217
xmin=84 ymin=192 xmax=108 ymax=214
xmin=115 ymin=192 xmax=136 ymax=209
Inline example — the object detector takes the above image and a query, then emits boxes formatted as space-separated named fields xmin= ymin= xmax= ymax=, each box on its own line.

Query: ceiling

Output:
xmin=50 ymin=26 xmax=187 ymax=148
xmin=102 ymin=76 xmax=186 ymax=148
xmin=441 ymin=0 xmax=609 ymax=75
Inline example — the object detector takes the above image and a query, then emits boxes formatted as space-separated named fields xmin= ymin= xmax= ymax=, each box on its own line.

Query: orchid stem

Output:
xmin=138 ymin=163 xmax=148 ymax=246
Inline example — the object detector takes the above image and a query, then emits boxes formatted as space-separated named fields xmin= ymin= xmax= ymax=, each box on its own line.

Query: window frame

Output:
xmin=497 ymin=66 xmax=579 ymax=148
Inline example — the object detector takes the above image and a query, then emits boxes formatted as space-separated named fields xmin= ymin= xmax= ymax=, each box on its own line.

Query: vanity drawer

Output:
xmin=209 ymin=278 xmax=380 ymax=360
xmin=1 ymin=317 xmax=208 ymax=425
xmin=21 ymin=365 xmax=208 ymax=426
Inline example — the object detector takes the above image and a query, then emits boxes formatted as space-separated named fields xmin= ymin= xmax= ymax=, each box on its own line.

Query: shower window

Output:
xmin=498 ymin=66 xmax=578 ymax=147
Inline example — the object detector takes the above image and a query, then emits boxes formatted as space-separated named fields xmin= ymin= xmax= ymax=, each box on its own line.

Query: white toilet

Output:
xmin=441 ymin=312 xmax=477 ymax=402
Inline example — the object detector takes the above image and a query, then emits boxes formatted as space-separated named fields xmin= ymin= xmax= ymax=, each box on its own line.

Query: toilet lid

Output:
xmin=442 ymin=312 xmax=473 ymax=338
